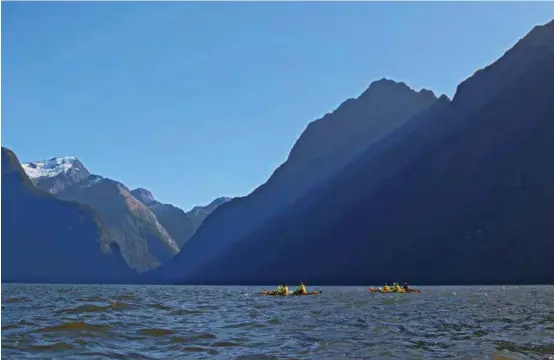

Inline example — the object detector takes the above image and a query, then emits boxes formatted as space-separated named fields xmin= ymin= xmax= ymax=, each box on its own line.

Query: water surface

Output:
xmin=2 ymin=284 xmax=554 ymax=359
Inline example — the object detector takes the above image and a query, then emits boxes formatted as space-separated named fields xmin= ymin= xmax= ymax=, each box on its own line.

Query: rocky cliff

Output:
xmin=2 ymin=147 xmax=136 ymax=284
xmin=156 ymin=80 xmax=440 ymax=282
xmin=23 ymin=159 xmax=180 ymax=272
xmin=178 ymin=20 xmax=554 ymax=285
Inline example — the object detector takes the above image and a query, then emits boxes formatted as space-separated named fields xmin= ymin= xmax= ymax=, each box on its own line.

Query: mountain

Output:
xmin=187 ymin=197 xmax=232 ymax=231
xmin=131 ymin=188 xmax=196 ymax=249
xmin=1 ymin=147 xmax=136 ymax=284
xmin=150 ymin=203 xmax=195 ymax=248
xmin=23 ymin=159 xmax=180 ymax=273
xmin=183 ymin=19 xmax=554 ymax=285
xmin=22 ymin=156 xmax=90 ymax=193
xmin=153 ymin=79 xmax=439 ymax=282
xmin=131 ymin=188 xmax=161 ymax=207
xmin=128 ymin=191 xmax=231 ymax=249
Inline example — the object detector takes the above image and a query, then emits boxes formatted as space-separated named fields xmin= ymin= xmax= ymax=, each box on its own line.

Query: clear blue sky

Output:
xmin=2 ymin=2 xmax=553 ymax=211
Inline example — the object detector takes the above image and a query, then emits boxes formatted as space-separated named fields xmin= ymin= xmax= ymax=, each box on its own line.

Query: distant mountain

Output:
xmin=23 ymin=159 xmax=180 ymax=273
xmin=22 ymin=156 xmax=90 ymax=193
xmin=184 ymin=19 xmax=554 ymax=285
xmin=153 ymin=78 xmax=439 ymax=282
xmin=128 ymin=190 xmax=231 ymax=248
xmin=131 ymin=188 xmax=161 ymax=207
xmin=131 ymin=188 xmax=196 ymax=249
xmin=187 ymin=197 xmax=232 ymax=231
xmin=2 ymin=147 xmax=136 ymax=284
xmin=150 ymin=203 xmax=196 ymax=248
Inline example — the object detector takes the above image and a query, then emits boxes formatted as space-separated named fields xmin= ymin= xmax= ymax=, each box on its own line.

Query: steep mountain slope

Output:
xmin=23 ymin=160 xmax=180 ymax=272
xmin=159 ymin=80 xmax=439 ymax=281
xmin=150 ymin=204 xmax=196 ymax=248
xmin=187 ymin=20 xmax=554 ymax=285
xmin=55 ymin=177 xmax=180 ymax=272
xmin=2 ymin=147 xmax=136 ymax=284
xmin=187 ymin=197 xmax=231 ymax=231
xmin=131 ymin=188 xmax=196 ymax=248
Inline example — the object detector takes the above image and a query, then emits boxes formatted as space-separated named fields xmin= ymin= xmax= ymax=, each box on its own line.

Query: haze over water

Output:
xmin=2 ymin=284 xmax=554 ymax=359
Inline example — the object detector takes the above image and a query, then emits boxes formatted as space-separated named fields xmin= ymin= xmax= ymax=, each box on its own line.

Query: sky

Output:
xmin=2 ymin=2 xmax=554 ymax=211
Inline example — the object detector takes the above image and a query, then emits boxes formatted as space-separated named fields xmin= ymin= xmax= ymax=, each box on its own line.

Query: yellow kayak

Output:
xmin=369 ymin=287 xmax=421 ymax=294
xmin=260 ymin=290 xmax=322 ymax=296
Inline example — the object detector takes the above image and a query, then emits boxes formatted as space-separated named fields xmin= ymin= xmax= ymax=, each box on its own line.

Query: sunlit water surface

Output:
xmin=2 ymin=284 xmax=554 ymax=359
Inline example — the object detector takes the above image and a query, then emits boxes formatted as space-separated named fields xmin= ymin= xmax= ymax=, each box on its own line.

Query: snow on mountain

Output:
xmin=22 ymin=156 xmax=91 ymax=194
xmin=23 ymin=157 xmax=81 ymax=178
xmin=20 ymin=156 xmax=180 ymax=271
xmin=2 ymin=147 xmax=137 ymax=284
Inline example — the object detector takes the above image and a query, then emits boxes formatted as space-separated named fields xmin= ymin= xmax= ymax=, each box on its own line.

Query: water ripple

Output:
xmin=37 ymin=321 xmax=113 ymax=334
xmin=2 ymin=285 xmax=554 ymax=359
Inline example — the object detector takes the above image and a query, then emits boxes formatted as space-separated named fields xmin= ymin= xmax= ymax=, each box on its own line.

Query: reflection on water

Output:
xmin=2 ymin=284 xmax=554 ymax=359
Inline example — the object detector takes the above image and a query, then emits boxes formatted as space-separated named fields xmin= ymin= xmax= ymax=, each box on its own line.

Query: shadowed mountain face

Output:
xmin=130 ymin=188 xmax=197 ymax=249
xmin=157 ymin=80 xmax=439 ymax=281
xmin=23 ymin=161 xmax=180 ymax=273
xmin=54 ymin=177 xmax=180 ymax=272
xmin=187 ymin=197 xmax=232 ymax=231
xmin=149 ymin=204 xmax=196 ymax=248
xmin=177 ymin=20 xmax=554 ymax=285
xmin=1 ymin=147 xmax=136 ymax=284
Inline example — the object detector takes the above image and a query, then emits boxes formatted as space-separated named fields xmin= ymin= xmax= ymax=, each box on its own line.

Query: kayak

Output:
xmin=369 ymin=287 xmax=421 ymax=294
xmin=260 ymin=291 xmax=322 ymax=296
xmin=369 ymin=288 xmax=420 ymax=293
xmin=291 ymin=291 xmax=322 ymax=296
xmin=260 ymin=291 xmax=287 ymax=296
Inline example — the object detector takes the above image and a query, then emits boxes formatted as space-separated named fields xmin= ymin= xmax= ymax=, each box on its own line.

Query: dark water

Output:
xmin=2 ymin=285 xmax=554 ymax=359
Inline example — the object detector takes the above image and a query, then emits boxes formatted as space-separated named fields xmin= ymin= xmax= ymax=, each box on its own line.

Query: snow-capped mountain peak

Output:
xmin=22 ymin=156 xmax=91 ymax=194
xmin=22 ymin=156 xmax=84 ymax=179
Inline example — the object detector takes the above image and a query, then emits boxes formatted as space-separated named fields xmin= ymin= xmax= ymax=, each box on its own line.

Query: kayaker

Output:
xmin=383 ymin=283 xmax=390 ymax=292
xmin=393 ymin=283 xmax=402 ymax=292
xmin=282 ymin=284 xmax=289 ymax=295
xmin=275 ymin=284 xmax=285 ymax=295
xmin=295 ymin=282 xmax=308 ymax=295
xmin=403 ymin=283 xmax=409 ymax=292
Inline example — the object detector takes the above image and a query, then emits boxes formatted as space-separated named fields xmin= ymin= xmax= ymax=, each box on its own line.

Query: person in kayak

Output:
xmin=383 ymin=283 xmax=390 ymax=292
xmin=294 ymin=282 xmax=307 ymax=295
xmin=275 ymin=284 xmax=289 ymax=295
xmin=393 ymin=283 xmax=402 ymax=292
xmin=403 ymin=283 xmax=409 ymax=292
